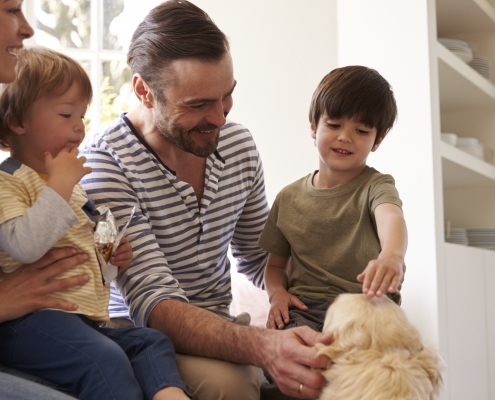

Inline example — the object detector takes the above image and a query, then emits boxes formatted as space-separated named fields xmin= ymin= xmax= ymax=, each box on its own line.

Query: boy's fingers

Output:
xmin=369 ymin=268 xmax=386 ymax=296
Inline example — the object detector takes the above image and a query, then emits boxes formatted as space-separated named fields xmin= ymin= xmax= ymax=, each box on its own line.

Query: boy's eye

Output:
xmin=357 ymin=129 xmax=370 ymax=135
xmin=9 ymin=8 xmax=21 ymax=15
xmin=60 ymin=114 xmax=71 ymax=118
xmin=326 ymin=123 xmax=340 ymax=129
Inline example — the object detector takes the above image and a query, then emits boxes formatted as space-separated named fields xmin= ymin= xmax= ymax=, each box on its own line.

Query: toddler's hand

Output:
xmin=45 ymin=147 xmax=92 ymax=189
xmin=266 ymin=289 xmax=307 ymax=330
xmin=357 ymin=253 xmax=404 ymax=298
xmin=110 ymin=236 xmax=133 ymax=273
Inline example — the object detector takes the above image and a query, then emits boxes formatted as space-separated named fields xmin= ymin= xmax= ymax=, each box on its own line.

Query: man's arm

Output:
xmin=149 ymin=298 xmax=332 ymax=399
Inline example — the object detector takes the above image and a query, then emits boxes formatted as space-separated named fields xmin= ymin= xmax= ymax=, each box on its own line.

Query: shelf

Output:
xmin=441 ymin=141 xmax=495 ymax=188
xmin=437 ymin=42 xmax=495 ymax=111
xmin=437 ymin=0 xmax=495 ymax=35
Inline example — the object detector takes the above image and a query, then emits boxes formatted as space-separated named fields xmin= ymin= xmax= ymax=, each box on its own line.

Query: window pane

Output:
xmin=34 ymin=0 xmax=91 ymax=49
xmin=102 ymin=0 xmax=125 ymax=50
xmin=101 ymin=61 xmax=133 ymax=125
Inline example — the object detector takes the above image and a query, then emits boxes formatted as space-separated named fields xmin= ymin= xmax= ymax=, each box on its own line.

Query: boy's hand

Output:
xmin=357 ymin=253 xmax=404 ymax=298
xmin=46 ymin=147 xmax=92 ymax=202
xmin=267 ymin=289 xmax=307 ymax=330
xmin=110 ymin=236 xmax=133 ymax=273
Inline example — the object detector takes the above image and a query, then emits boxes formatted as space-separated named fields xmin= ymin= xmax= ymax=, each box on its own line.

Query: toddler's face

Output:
xmin=14 ymin=82 xmax=88 ymax=169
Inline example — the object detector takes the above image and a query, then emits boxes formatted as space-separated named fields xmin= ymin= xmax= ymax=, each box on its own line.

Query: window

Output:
xmin=24 ymin=0 xmax=161 ymax=134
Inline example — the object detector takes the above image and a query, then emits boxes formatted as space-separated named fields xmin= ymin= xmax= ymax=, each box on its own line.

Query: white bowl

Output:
xmin=441 ymin=133 xmax=458 ymax=146
xmin=456 ymin=137 xmax=479 ymax=146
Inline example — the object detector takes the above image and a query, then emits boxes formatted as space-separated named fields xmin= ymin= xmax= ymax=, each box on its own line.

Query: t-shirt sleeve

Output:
xmin=369 ymin=174 xmax=403 ymax=214
xmin=258 ymin=192 xmax=291 ymax=257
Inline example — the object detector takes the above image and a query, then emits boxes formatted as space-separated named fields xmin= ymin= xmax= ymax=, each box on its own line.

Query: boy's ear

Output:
xmin=132 ymin=73 xmax=155 ymax=109
xmin=371 ymin=133 xmax=387 ymax=152
xmin=8 ymin=119 xmax=26 ymax=136
xmin=310 ymin=123 xmax=316 ymax=139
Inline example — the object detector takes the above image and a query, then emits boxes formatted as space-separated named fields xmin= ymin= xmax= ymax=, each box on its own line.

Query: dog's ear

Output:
xmin=413 ymin=347 xmax=445 ymax=399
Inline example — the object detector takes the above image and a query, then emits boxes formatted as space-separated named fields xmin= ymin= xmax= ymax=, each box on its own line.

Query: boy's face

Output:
xmin=311 ymin=114 xmax=385 ymax=186
xmin=10 ymin=82 xmax=88 ymax=173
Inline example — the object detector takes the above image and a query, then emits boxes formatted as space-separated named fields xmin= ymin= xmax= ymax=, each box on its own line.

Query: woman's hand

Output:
xmin=0 ymin=247 xmax=89 ymax=323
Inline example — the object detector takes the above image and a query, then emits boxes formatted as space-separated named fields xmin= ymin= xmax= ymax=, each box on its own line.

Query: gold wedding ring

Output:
xmin=299 ymin=383 xmax=304 ymax=394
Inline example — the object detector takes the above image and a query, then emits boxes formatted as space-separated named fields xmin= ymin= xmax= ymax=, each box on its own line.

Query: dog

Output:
xmin=316 ymin=294 xmax=444 ymax=400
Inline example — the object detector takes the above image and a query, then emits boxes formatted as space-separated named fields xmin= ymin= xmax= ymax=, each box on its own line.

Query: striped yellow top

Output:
xmin=0 ymin=161 xmax=110 ymax=322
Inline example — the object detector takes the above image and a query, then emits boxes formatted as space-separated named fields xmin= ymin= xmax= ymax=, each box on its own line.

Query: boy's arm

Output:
xmin=0 ymin=187 xmax=78 ymax=264
xmin=357 ymin=203 xmax=407 ymax=297
xmin=265 ymin=253 xmax=308 ymax=329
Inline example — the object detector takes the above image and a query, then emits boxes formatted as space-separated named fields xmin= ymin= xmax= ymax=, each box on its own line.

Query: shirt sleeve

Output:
xmin=369 ymin=174 xmax=403 ymax=214
xmin=230 ymin=149 xmax=269 ymax=289
xmin=258 ymin=191 xmax=292 ymax=258
xmin=0 ymin=186 xmax=78 ymax=264
xmin=80 ymin=147 xmax=188 ymax=327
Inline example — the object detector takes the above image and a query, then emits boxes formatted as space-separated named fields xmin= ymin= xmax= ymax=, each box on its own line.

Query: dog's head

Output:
xmin=317 ymin=294 xmax=444 ymax=400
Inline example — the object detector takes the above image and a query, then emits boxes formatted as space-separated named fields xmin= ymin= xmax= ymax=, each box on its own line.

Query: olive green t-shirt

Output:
xmin=259 ymin=166 xmax=402 ymax=304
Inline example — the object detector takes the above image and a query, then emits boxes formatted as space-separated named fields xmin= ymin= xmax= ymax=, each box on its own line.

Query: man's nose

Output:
xmin=205 ymin=101 xmax=227 ymax=128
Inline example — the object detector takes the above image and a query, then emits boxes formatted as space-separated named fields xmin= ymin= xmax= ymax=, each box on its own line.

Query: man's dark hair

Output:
xmin=127 ymin=0 xmax=230 ymax=101
xmin=309 ymin=66 xmax=398 ymax=142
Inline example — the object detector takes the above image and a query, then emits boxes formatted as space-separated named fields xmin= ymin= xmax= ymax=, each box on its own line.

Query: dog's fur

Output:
xmin=316 ymin=294 xmax=444 ymax=400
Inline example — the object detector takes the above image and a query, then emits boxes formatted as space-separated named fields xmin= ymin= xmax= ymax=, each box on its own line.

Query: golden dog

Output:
xmin=316 ymin=294 xmax=444 ymax=400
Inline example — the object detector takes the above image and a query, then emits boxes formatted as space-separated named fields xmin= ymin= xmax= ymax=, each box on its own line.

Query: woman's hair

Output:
xmin=127 ymin=0 xmax=229 ymax=101
xmin=0 ymin=46 xmax=92 ymax=148
xmin=309 ymin=66 xmax=398 ymax=142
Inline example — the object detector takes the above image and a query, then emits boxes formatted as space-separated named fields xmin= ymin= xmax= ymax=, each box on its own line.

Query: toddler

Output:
xmin=0 ymin=47 xmax=189 ymax=400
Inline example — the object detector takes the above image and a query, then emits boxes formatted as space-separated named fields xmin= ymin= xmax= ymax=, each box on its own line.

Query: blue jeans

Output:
xmin=0 ymin=371 xmax=75 ymax=400
xmin=0 ymin=310 xmax=188 ymax=400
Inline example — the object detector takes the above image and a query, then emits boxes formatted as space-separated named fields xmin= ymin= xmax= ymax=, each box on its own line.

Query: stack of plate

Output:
xmin=439 ymin=38 xmax=473 ymax=63
xmin=456 ymin=137 xmax=484 ymax=160
xmin=466 ymin=228 xmax=495 ymax=249
xmin=468 ymin=55 xmax=491 ymax=80
xmin=445 ymin=228 xmax=468 ymax=246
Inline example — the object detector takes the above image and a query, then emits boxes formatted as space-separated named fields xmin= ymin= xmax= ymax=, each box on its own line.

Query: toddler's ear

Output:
xmin=8 ymin=119 xmax=26 ymax=136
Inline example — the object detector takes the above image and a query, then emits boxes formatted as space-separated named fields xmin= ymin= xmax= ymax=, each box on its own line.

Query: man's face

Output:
xmin=153 ymin=54 xmax=235 ymax=157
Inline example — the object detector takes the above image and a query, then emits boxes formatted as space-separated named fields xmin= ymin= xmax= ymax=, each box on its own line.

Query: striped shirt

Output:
xmin=0 ymin=158 xmax=110 ymax=322
xmin=80 ymin=115 xmax=269 ymax=327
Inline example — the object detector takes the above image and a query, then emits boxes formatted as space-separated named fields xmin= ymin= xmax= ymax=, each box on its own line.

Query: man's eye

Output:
xmin=191 ymin=104 xmax=206 ymax=110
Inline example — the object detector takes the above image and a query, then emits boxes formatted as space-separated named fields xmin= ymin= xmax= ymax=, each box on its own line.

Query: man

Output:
xmin=81 ymin=1 xmax=331 ymax=399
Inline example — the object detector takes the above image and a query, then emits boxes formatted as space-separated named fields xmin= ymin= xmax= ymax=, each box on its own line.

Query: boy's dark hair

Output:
xmin=0 ymin=47 xmax=92 ymax=148
xmin=309 ymin=66 xmax=397 ymax=142
xmin=127 ymin=0 xmax=230 ymax=102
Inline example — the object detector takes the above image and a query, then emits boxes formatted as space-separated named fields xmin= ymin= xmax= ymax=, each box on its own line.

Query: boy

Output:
xmin=0 ymin=47 xmax=189 ymax=400
xmin=260 ymin=66 xmax=407 ymax=331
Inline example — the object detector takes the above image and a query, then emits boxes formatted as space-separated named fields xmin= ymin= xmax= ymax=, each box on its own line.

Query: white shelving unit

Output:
xmin=336 ymin=0 xmax=495 ymax=398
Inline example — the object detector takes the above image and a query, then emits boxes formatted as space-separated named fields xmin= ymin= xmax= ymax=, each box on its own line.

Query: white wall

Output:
xmin=336 ymin=0 xmax=445 ymax=353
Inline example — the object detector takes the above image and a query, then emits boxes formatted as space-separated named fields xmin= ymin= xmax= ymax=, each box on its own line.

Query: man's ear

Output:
xmin=371 ymin=133 xmax=387 ymax=152
xmin=132 ymin=73 xmax=155 ymax=109
xmin=8 ymin=119 xmax=26 ymax=136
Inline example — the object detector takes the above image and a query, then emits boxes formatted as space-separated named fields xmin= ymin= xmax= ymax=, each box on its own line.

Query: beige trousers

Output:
xmin=103 ymin=318 xmax=260 ymax=400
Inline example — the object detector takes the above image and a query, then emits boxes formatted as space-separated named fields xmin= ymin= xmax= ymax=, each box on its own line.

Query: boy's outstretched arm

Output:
xmin=265 ymin=253 xmax=308 ymax=329
xmin=357 ymin=203 xmax=408 ymax=298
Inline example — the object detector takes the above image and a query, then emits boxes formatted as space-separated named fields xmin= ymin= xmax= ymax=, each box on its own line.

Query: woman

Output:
xmin=0 ymin=1 xmax=89 ymax=398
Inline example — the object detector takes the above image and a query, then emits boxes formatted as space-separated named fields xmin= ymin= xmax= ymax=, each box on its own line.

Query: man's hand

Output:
xmin=46 ymin=147 xmax=92 ymax=202
xmin=263 ymin=326 xmax=332 ymax=398
xmin=267 ymin=289 xmax=307 ymax=329
xmin=357 ymin=252 xmax=404 ymax=297
xmin=0 ymin=247 xmax=89 ymax=323
xmin=110 ymin=235 xmax=133 ymax=273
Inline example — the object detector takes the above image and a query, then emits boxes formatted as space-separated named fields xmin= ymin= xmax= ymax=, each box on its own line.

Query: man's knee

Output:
xmin=176 ymin=353 xmax=260 ymax=400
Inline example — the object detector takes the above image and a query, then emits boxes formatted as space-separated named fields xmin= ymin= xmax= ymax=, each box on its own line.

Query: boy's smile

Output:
xmin=311 ymin=115 xmax=385 ymax=189
xmin=9 ymin=82 xmax=89 ymax=174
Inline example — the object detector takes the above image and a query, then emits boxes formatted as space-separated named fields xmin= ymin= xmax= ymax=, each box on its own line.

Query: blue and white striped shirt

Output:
xmin=80 ymin=115 xmax=269 ymax=327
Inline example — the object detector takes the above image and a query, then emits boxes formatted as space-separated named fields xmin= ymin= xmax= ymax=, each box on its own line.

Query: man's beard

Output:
xmin=154 ymin=105 xmax=220 ymax=158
